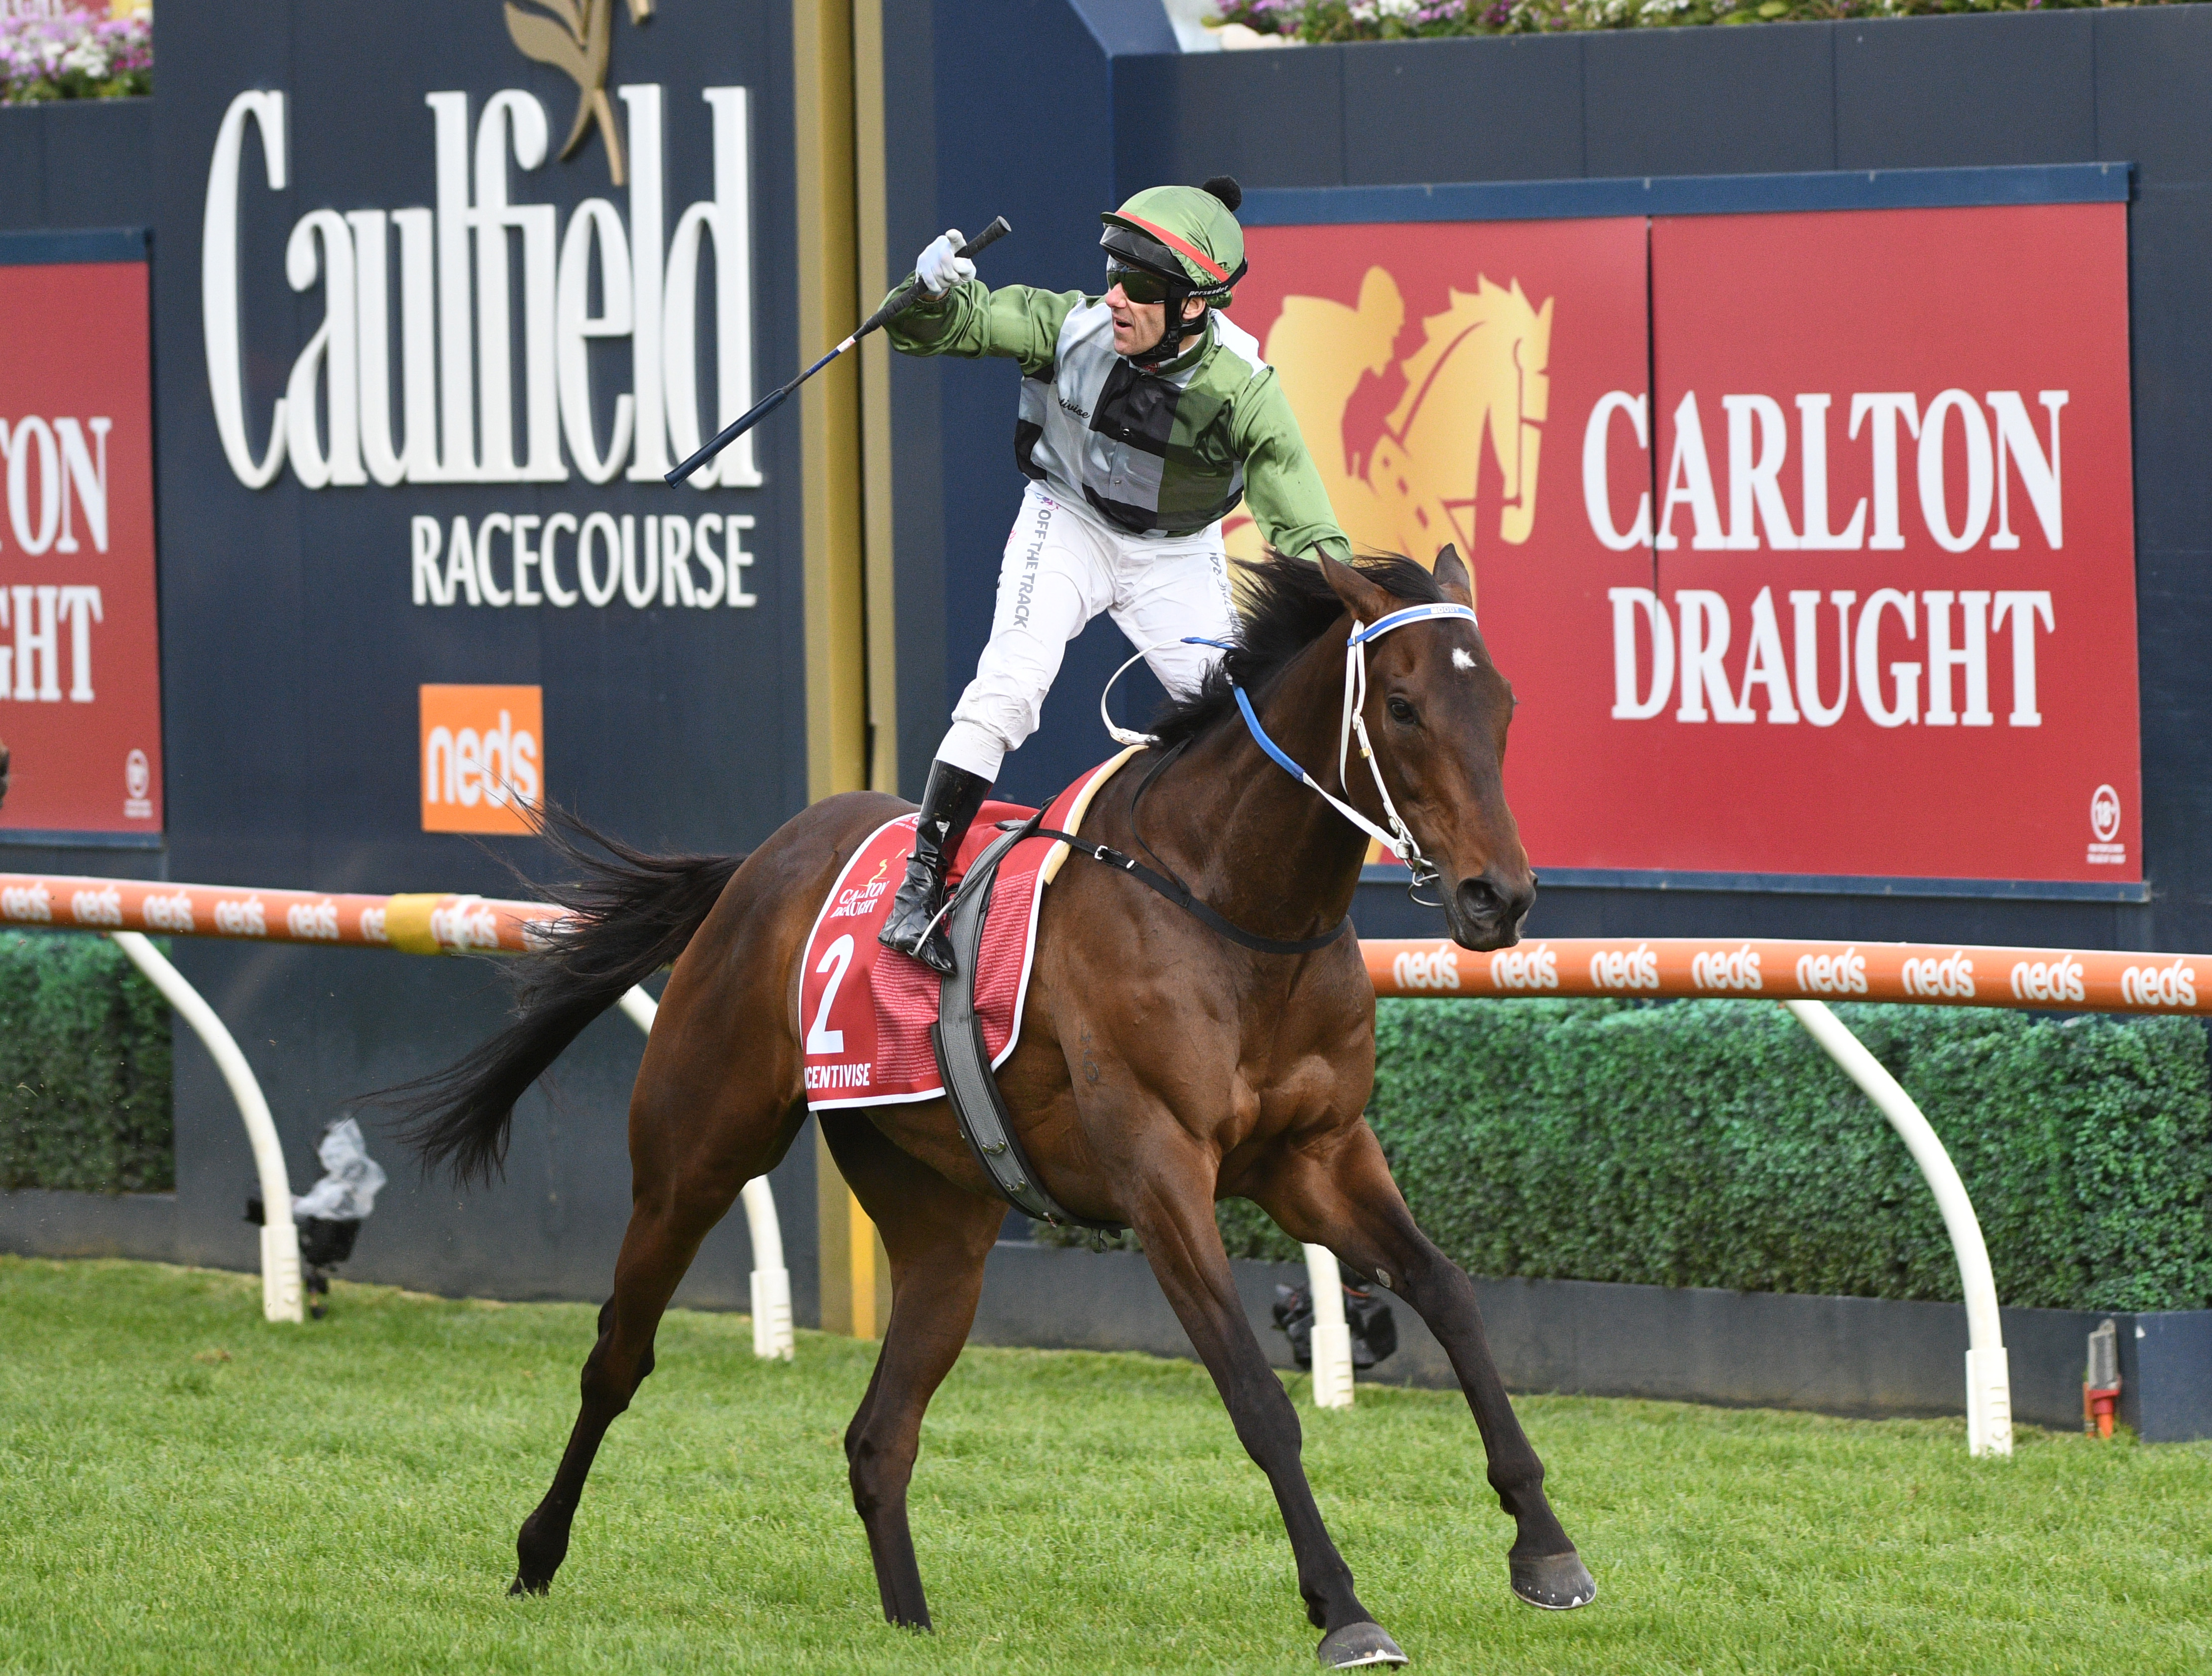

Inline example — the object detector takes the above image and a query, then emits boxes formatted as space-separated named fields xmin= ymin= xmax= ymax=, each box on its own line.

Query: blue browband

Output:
xmin=1349 ymin=602 xmax=1480 ymax=646
xmin=1173 ymin=600 xmax=1478 ymax=901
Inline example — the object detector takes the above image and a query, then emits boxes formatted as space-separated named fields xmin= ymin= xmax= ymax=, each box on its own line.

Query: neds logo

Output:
xmin=1793 ymin=947 xmax=1866 ymax=997
xmin=2120 ymin=959 xmax=2197 ymax=1010
xmin=1488 ymin=945 xmax=1558 ymax=991
xmin=1902 ymin=950 xmax=1976 ymax=999
xmin=1692 ymin=944 xmax=1762 ymax=992
xmin=1589 ymin=943 xmax=1659 ymax=991
xmin=2009 ymin=955 xmax=2085 ymax=1006
xmin=421 ymin=684 xmax=543 ymax=834
xmin=1392 ymin=946 xmax=1461 ymax=992
xmin=1 ymin=882 xmax=52 ymax=922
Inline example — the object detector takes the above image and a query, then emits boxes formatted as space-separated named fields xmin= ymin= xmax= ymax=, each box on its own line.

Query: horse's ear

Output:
xmin=1317 ymin=551 xmax=1394 ymax=625
xmin=1432 ymin=544 xmax=1474 ymax=606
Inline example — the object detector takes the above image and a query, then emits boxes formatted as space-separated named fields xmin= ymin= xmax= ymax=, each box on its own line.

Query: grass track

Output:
xmin=0 ymin=1256 xmax=2207 ymax=1674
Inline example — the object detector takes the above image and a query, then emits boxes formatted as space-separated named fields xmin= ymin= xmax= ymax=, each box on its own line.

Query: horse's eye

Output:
xmin=1386 ymin=696 xmax=1417 ymax=725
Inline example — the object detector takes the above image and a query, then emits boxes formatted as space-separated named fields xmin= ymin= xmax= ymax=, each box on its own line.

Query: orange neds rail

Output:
xmin=12 ymin=870 xmax=2199 ymax=1019
xmin=1363 ymin=935 xmax=2209 ymax=1015
xmin=0 ymin=872 xmax=561 ymax=954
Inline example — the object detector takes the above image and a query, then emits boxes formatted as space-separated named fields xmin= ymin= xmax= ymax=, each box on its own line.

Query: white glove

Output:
xmin=916 ymin=229 xmax=975 ymax=297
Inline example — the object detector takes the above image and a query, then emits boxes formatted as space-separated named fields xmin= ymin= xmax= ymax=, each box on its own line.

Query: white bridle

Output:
xmin=1100 ymin=600 xmax=1480 ymax=895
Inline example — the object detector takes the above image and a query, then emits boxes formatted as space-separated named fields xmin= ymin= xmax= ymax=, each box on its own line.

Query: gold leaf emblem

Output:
xmin=502 ymin=0 xmax=657 ymax=186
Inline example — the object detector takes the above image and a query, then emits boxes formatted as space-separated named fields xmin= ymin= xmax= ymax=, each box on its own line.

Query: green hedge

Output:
xmin=1216 ymin=1000 xmax=2212 ymax=1313
xmin=0 ymin=932 xmax=172 ymax=1194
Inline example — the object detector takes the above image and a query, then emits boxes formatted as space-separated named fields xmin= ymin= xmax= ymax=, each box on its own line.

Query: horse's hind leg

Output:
xmin=512 ymin=1048 xmax=808 ymax=1596
xmin=1251 ymin=1124 xmax=1595 ymax=1611
xmin=512 ymin=1147 xmax=757 ymax=1593
xmin=822 ymin=1114 xmax=1004 ymax=1630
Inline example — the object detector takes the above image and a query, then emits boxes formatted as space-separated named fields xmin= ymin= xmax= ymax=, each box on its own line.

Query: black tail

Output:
xmin=380 ymin=806 xmax=744 ymax=1186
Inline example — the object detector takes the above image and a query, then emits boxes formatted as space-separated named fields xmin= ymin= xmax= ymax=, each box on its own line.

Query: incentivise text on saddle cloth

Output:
xmin=875 ymin=175 xmax=1353 ymax=976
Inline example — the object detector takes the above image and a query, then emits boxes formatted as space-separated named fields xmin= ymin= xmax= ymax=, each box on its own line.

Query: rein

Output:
xmin=1100 ymin=600 xmax=1481 ymax=909
xmin=1023 ymin=816 xmax=1347 ymax=956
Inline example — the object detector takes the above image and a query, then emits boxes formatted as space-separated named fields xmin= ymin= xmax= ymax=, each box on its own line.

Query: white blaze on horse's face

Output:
xmin=1378 ymin=618 xmax=1532 ymax=952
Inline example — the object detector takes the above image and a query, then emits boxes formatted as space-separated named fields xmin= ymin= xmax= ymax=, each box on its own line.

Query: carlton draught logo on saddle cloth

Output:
xmin=798 ymin=755 xmax=1130 ymax=1110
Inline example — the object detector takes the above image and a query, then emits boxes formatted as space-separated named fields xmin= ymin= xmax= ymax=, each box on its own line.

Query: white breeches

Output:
xmin=938 ymin=484 xmax=1236 ymax=781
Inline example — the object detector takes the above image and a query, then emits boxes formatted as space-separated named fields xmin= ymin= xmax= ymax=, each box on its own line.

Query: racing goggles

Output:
xmin=1105 ymin=263 xmax=1176 ymax=305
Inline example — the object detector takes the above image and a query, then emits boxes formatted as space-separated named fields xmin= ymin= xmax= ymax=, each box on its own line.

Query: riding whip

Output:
xmin=665 ymin=216 xmax=1012 ymax=486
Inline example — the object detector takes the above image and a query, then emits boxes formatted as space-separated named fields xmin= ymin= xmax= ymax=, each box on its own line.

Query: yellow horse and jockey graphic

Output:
xmin=1226 ymin=265 xmax=1555 ymax=604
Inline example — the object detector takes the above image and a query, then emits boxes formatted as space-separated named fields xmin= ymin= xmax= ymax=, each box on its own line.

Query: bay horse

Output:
xmin=394 ymin=548 xmax=1594 ymax=1667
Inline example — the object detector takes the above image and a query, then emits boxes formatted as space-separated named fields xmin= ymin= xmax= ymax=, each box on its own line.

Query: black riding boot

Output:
xmin=878 ymin=760 xmax=993 ymax=976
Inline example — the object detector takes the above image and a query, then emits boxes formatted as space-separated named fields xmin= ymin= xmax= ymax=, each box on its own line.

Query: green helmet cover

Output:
xmin=1100 ymin=182 xmax=1247 ymax=308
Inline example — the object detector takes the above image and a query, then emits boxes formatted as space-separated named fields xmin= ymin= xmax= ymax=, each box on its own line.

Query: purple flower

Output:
xmin=0 ymin=9 xmax=152 ymax=105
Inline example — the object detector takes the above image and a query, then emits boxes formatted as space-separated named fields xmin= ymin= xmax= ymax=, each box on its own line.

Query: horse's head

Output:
xmin=1320 ymin=547 xmax=1533 ymax=950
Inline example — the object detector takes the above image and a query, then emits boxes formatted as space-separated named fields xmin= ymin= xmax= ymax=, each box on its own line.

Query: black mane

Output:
xmin=1147 ymin=551 xmax=1447 ymax=750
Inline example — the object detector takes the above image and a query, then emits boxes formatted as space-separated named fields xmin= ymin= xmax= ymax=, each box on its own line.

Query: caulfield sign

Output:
xmin=200 ymin=0 xmax=764 ymax=618
xmin=1229 ymin=203 xmax=2139 ymax=887
xmin=164 ymin=0 xmax=806 ymax=866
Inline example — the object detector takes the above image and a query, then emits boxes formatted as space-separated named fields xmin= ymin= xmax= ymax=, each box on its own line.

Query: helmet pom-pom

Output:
xmin=1201 ymin=175 xmax=1242 ymax=213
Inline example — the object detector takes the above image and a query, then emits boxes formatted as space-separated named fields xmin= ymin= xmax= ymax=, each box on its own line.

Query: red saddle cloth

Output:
xmin=800 ymin=754 xmax=1132 ymax=1111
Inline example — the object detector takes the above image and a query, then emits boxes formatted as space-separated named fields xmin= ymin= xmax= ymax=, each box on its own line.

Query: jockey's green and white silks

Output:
xmin=884 ymin=279 xmax=1349 ymax=559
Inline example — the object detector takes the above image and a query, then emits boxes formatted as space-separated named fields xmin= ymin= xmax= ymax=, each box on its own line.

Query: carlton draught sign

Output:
xmin=0 ymin=245 xmax=162 ymax=838
xmin=1229 ymin=200 xmax=2139 ymax=886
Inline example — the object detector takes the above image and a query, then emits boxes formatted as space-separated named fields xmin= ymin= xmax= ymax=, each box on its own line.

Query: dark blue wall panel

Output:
xmin=1115 ymin=47 xmax=1348 ymax=198
xmin=0 ymin=100 xmax=154 ymax=232
xmin=1834 ymin=14 xmax=2098 ymax=169
xmin=1582 ymin=24 xmax=1836 ymax=176
xmin=1341 ymin=36 xmax=1584 ymax=187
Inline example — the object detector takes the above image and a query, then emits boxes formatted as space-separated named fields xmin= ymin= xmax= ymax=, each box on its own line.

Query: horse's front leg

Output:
xmin=1121 ymin=1131 xmax=1408 ymax=1669
xmin=1251 ymin=1123 xmax=1596 ymax=1612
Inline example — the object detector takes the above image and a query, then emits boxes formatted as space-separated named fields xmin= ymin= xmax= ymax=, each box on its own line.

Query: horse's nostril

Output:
xmin=1456 ymin=877 xmax=1505 ymax=921
xmin=1457 ymin=872 xmax=1534 ymax=928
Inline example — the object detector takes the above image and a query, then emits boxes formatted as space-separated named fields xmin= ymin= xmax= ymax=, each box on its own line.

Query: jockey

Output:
xmin=877 ymin=175 xmax=1351 ymax=973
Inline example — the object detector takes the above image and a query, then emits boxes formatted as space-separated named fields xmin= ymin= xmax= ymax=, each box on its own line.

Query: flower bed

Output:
xmin=1215 ymin=0 xmax=2196 ymax=42
xmin=0 ymin=8 xmax=151 ymax=105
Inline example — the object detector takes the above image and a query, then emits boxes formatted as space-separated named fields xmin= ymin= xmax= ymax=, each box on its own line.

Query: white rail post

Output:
xmin=110 ymin=931 xmax=303 ymax=1324
xmin=1784 ymin=1000 xmax=2011 ymax=1456
xmin=1303 ymin=1241 xmax=1354 ymax=1408
xmin=617 ymin=985 xmax=793 ymax=1359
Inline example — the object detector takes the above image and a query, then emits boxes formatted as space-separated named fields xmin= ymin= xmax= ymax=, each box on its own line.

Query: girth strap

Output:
xmin=930 ymin=822 xmax=1123 ymax=1233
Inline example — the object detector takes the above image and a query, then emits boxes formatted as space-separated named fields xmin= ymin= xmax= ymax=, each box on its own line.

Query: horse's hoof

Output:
xmin=1510 ymin=1551 xmax=1596 ymax=1610
xmin=508 ymin=1575 xmax=550 ymax=1598
xmin=1316 ymin=1621 xmax=1408 ymax=1667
